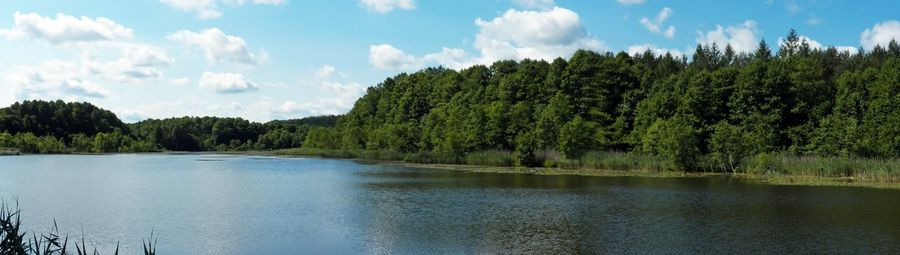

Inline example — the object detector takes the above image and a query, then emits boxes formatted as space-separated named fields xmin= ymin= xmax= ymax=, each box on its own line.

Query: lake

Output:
xmin=1 ymin=154 xmax=899 ymax=254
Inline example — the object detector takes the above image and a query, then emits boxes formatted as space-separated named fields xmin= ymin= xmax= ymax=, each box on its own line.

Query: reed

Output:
xmin=743 ymin=153 xmax=900 ymax=181
xmin=275 ymin=148 xmax=900 ymax=182
xmin=463 ymin=150 xmax=515 ymax=167
xmin=0 ymin=199 xmax=153 ymax=255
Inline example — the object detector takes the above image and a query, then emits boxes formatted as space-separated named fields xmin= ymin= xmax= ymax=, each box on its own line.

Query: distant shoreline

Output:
xmin=6 ymin=150 xmax=897 ymax=189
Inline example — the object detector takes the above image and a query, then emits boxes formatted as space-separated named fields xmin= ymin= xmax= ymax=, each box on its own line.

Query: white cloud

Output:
xmin=170 ymin=77 xmax=191 ymax=85
xmin=159 ymin=0 xmax=286 ymax=19
xmin=0 ymin=12 xmax=133 ymax=44
xmin=512 ymin=0 xmax=556 ymax=10
xmin=834 ymin=46 xmax=859 ymax=54
xmin=473 ymin=7 xmax=603 ymax=63
xmin=359 ymin=0 xmax=415 ymax=13
xmin=785 ymin=0 xmax=802 ymax=13
xmin=696 ymin=20 xmax=760 ymax=53
xmin=369 ymin=7 xmax=602 ymax=70
xmin=60 ymin=79 xmax=109 ymax=99
xmin=640 ymin=7 xmax=676 ymax=38
xmin=626 ymin=44 xmax=684 ymax=57
xmin=422 ymin=47 xmax=475 ymax=70
xmin=369 ymin=44 xmax=418 ymax=70
xmin=199 ymin=72 xmax=259 ymax=93
xmin=314 ymin=64 xmax=340 ymax=79
xmin=3 ymin=60 xmax=110 ymax=102
xmin=268 ymin=65 xmax=367 ymax=118
xmin=81 ymin=43 xmax=175 ymax=83
xmin=160 ymin=0 xmax=222 ymax=19
xmin=778 ymin=35 xmax=858 ymax=55
xmin=369 ymin=45 xmax=474 ymax=70
xmin=806 ymin=16 xmax=822 ymax=26
xmin=167 ymin=28 xmax=263 ymax=66
xmin=860 ymin=20 xmax=900 ymax=49
xmin=616 ymin=0 xmax=645 ymax=5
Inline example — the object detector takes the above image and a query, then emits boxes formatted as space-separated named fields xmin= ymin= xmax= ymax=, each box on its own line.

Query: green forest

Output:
xmin=0 ymin=100 xmax=338 ymax=153
xmin=2 ymin=30 xmax=898 ymax=175
xmin=321 ymin=30 xmax=899 ymax=170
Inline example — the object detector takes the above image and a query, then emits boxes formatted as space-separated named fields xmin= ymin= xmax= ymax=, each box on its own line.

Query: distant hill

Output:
xmin=0 ymin=100 xmax=346 ymax=152
xmin=0 ymin=100 xmax=128 ymax=138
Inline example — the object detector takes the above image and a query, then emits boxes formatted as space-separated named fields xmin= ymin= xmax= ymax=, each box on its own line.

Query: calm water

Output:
xmin=1 ymin=154 xmax=899 ymax=254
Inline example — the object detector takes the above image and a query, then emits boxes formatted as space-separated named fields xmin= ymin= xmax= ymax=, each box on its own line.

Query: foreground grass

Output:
xmin=274 ymin=148 xmax=900 ymax=189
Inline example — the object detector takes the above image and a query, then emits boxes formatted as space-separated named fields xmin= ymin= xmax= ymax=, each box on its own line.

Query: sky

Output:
xmin=0 ymin=0 xmax=898 ymax=123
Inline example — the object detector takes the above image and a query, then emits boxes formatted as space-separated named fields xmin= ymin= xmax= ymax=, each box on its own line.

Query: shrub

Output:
xmin=558 ymin=116 xmax=596 ymax=159
xmin=642 ymin=116 xmax=701 ymax=171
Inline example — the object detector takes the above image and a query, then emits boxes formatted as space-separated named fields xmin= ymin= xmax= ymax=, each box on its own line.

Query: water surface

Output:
xmin=1 ymin=154 xmax=898 ymax=254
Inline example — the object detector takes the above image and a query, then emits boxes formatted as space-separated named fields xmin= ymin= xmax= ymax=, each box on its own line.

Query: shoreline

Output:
xmin=252 ymin=149 xmax=900 ymax=190
xmin=5 ymin=150 xmax=899 ymax=189
xmin=368 ymin=161 xmax=900 ymax=190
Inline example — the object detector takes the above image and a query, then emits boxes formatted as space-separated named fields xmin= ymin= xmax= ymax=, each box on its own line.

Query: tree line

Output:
xmin=0 ymin=100 xmax=339 ymax=153
xmin=317 ymin=29 xmax=899 ymax=170
xmin=2 ymin=29 xmax=897 ymax=172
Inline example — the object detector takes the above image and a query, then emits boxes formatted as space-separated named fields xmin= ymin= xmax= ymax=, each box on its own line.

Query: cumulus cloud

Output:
xmin=778 ymin=35 xmax=858 ymax=54
xmin=640 ymin=7 xmax=675 ymax=38
xmin=369 ymin=44 xmax=418 ymax=70
xmin=159 ymin=0 xmax=286 ymax=19
xmin=512 ymin=0 xmax=556 ymax=10
xmin=369 ymin=7 xmax=602 ymax=70
xmin=272 ymin=84 xmax=365 ymax=117
xmin=626 ymin=44 xmax=684 ymax=57
xmin=167 ymin=28 xmax=264 ymax=66
xmin=616 ymin=0 xmax=645 ymax=5
xmin=267 ymin=65 xmax=367 ymax=118
xmin=60 ymin=79 xmax=108 ymax=98
xmin=0 ymin=12 xmax=133 ymax=44
xmin=4 ymin=60 xmax=110 ymax=102
xmin=81 ymin=43 xmax=175 ymax=83
xmin=473 ymin=7 xmax=603 ymax=63
xmin=696 ymin=20 xmax=760 ymax=53
xmin=313 ymin=64 xmax=349 ymax=80
xmin=369 ymin=45 xmax=475 ymax=70
xmin=422 ymin=47 xmax=475 ymax=70
xmin=359 ymin=0 xmax=415 ymax=13
xmin=860 ymin=20 xmax=900 ymax=49
xmin=199 ymin=72 xmax=259 ymax=93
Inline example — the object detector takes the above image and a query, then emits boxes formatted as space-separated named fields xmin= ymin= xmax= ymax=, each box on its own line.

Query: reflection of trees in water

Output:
xmin=352 ymin=170 xmax=900 ymax=253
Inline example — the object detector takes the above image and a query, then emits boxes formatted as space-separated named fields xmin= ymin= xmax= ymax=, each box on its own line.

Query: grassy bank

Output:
xmin=0 ymin=147 xmax=19 ymax=156
xmin=274 ymin=148 xmax=900 ymax=189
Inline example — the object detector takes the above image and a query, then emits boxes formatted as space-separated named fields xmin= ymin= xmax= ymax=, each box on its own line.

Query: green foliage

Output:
xmin=558 ymin=116 xmax=596 ymax=159
xmin=3 ymin=30 xmax=900 ymax=166
xmin=0 ymin=101 xmax=338 ymax=153
xmin=303 ymin=127 xmax=340 ymax=149
xmin=513 ymin=132 xmax=539 ymax=167
xmin=642 ymin=116 xmax=700 ymax=171
xmin=464 ymin=150 xmax=515 ymax=167
xmin=709 ymin=122 xmax=753 ymax=172
xmin=0 ymin=100 xmax=127 ymax=138
xmin=555 ymin=151 xmax=665 ymax=171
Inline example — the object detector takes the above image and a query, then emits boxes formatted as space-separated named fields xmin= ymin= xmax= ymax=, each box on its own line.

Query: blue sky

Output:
xmin=1 ymin=0 xmax=898 ymax=122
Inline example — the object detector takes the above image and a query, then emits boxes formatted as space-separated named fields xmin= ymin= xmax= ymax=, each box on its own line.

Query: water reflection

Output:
xmin=355 ymin=167 xmax=900 ymax=254
xmin=0 ymin=155 xmax=898 ymax=254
